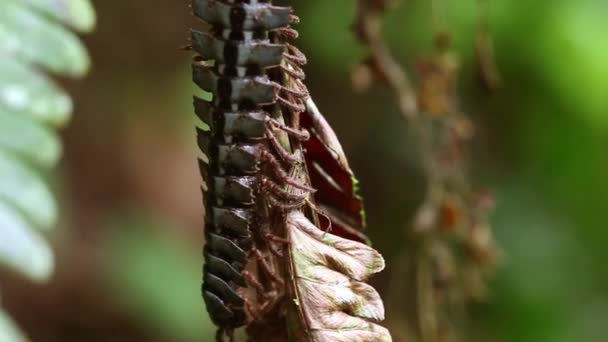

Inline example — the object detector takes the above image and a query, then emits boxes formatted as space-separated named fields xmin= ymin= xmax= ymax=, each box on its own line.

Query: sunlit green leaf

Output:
xmin=0 ymin=0 xmax=93 ymax=339
xmin=0 ymin=309 xmax=27 ymax=342
xmin=21 ymin=0 xmax=96 ymax=32
xmin=0 ymin=150 xmax=57 ymax=229
xmin=0 ymin=200 xmax=54 ymax=282
xmin=0 ymin=58 xmax=72 ymax=127
xmin=0 ymin=109 xmax=61 ymax=167
xmin=0 ymin=1 xmax=91 ymax=77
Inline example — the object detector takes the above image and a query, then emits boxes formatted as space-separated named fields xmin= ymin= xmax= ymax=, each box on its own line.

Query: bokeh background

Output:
xmin=2 ymin=0 xmax=608 ymax=341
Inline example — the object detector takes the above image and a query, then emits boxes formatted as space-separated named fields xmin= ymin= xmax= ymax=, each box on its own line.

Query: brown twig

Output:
xmin=353 ymin=1 xmax=500 ymax=341
xmin=474 ymin=0 xmax=503 ymax=92
xmin=352 ymin=0 xmax=418 ymax=121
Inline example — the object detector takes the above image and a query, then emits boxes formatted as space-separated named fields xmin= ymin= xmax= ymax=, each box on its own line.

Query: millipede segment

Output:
xmin=192 ymin=0 xmax=308 ymax=338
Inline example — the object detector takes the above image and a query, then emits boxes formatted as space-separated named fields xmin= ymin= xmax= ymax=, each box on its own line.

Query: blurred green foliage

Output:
xmin=104 ymin=211 xmax=215 ymax=341
xmin=0 ymin=0 xmax=94 ymax=340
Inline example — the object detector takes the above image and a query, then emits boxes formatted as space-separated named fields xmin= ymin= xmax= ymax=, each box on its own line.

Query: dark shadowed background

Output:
xmin=2 ymin=0 xmax=608 ymax=341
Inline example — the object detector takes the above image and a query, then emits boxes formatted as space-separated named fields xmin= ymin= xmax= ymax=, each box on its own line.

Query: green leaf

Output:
xmin=0 ymin=109 xmax=61 ymax=167
xmin=0 ymin=0 xmax=94 ymax=339
xmin=0 ymin=1 xmax=91 ymax=77
xmin=0 ymin=200 xmax=54 ymax=282
xmin=0 ymin=150 xmax=57 ymax=229
xmin=0 ymin=309 xmax=27 ymax=342
xmin=21 ymin=0 xmax=96 ymax=32
xmin=0 ymin=58 xmax=72 ymax=127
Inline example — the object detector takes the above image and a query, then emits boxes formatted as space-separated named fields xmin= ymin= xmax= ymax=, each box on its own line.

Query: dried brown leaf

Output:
xmin=287 ymin=211 xmax=391 ymax=342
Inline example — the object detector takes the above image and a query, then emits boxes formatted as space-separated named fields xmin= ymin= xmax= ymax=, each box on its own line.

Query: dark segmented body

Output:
xmin=191 ymin=0 xmax=308 ymax=338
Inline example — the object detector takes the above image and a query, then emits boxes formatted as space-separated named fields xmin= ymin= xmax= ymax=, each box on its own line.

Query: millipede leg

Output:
xmin=282 ymin=44 xmax=307 ymax=65
xmin=277 ymin=95 xmax=306 ymax=113
xmin=245 ymin=298 xmax=262 ymax=321
xmin=258 ymin=286 xmax=286 ymax=316
xmin=243 ymin=270 xmax=265 ymax=293
xmin=284 ymin=54 xmax=305 ymax=65
xmin=276 ymin=27 xmax=300 ymax=41
xmin=277 ymin=83 xmax=308 ymax=99
xmin=260 ymin=151 xmax=315 ymax=192
xmin=252 ymin=248 xmax=284 ymax=285
xmin=264 ymin=232 xmax=291 ymax=245
xmin=266 ymin=194 xmax=305 ymax=212
xmin=268 ymin=244 xmax=284 ymax=258
xmin=263 ymin=236 xmax=285 ymax=258
xmin=280 ymin=64 xmax=305 ymax=80
xmin=305 ymin=199 xmax=334 ymax=234
xmin=266 ymin=132 xmax=300 ymax=165
xmin=257 ymin=227 xmax=290 ymax=258
xmin=267 ymin=118 xmax=310 ymax=141
xmin=261 ymin=177 xmax=311 ymax=203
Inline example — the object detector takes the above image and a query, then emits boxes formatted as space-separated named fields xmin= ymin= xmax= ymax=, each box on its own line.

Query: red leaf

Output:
xmin=301 ymin=99 xmax=368 ymax=244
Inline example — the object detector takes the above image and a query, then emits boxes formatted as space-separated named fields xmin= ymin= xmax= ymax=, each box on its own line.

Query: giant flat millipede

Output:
xmin=190 ymin=0 xmax=313 ymax=340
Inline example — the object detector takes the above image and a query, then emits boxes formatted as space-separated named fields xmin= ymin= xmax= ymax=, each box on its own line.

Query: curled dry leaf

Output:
xmin=287 ymin=211 xmax=391 ymax=342
xmin=302 ymin=98 xmax=368 ymax=244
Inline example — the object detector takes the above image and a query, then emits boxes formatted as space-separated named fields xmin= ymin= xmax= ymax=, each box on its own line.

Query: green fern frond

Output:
xmin=0 ymin=0 xmax=95 ymax=340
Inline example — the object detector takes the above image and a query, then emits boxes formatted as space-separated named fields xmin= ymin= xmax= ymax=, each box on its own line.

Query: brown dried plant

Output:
xmin=353 ymin=0 xmax=501 ymax=341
